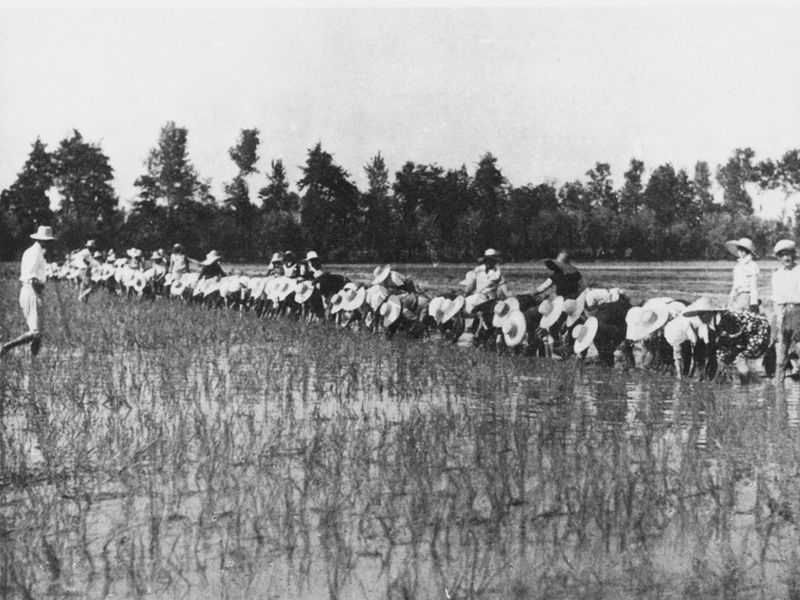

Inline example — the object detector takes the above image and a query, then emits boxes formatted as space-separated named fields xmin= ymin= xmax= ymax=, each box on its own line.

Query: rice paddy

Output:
xmin=1 ymin=261 xmax=799 ymax=599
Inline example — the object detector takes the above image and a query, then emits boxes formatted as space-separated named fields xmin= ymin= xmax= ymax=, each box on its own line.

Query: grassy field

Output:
xmin=1 ymin=263 xmax=799 ymax=599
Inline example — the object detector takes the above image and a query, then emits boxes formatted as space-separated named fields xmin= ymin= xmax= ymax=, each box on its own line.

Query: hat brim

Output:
xmin=502 ymin=310 xmax=527 ymax=346
xmin=441 ymin=295 xmax=465 ymax=324
xmin=682 ymin=307 xmax=726 ymax=317
xmin=381 ymin=297 xmax=402 ymax=327
xmin=372 ymin=265 xmax=392 ymax=286
xmin=573 ymin=316 xmax=599 ymax=353
xmin=625 ymin=307 xmax=669 ymax=341
xmin=725 ymin=240 xmax=758 ymax=259
xmin=30 ymin=234 xmax=54 ymax=241
xmin=341 ymin=287 xmax=366 ymax=312
xmin=294 ymin=283 xmax=315 ymax=304
xmin=539 ymin=296 xmax=565 ymax=329
xmin=565 ymin=291 xmax=587 ymax=327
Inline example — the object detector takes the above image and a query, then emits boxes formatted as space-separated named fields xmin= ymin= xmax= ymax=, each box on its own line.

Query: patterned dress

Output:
xmin=716 ymin=310 xmax=771 ymax=364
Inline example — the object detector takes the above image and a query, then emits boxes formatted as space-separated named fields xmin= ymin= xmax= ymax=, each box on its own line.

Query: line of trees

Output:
xmin=3 ymin=121 xmax=800 ymax=263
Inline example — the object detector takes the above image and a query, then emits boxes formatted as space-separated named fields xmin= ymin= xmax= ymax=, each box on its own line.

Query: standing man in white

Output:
xmin=1 ymin=225 xmax=56 ymax=357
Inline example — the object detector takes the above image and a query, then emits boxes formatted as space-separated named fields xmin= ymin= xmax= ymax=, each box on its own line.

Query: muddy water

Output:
xmin=2 ymin=344 xmax=800 ymax=599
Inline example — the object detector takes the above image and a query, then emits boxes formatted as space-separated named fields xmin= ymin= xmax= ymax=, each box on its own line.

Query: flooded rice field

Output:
xmin=2 ymin=264 xmax=800 ymax=599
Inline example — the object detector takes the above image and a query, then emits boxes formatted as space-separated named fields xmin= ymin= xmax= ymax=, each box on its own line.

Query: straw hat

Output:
xmin=372 ymin=264 xmax=392 ymax=285
xmin=682 ymin=296 xmax=726 ymax=317
xmin=441 ymin=295 xmax=465 ymax=324
xmin=492 ymin=300 xmax=513 ymax=328
xmin=625 ymin=304 xmax=670 ymax=341
xmin=202 ymin=250 xmax=221 ymax=265
xmin=132 ymin=270 xmax=147 ymax=294
xmin=478 ymin=248 xmax=502 ymax=263
xmin=428 ymin=296 xmax=446 ymax=323
xmin=492 ymin=297 xmax=521 ymax=327
xmin=127 ymin=248 xmax=142 ymax=258
xmin=30 ymin=225 xmax=55 ymax=241
xmin=564 ymin=291 xmax=587 ymax=327
xmin=773 ymin=239 xmax=797 ymax=257
xmin=502 ymin=310 xmax=527 ymax=347
xmin=294 ymin=280 xmax=315 ymax=304
xmin=572 ymin=317 xmax=599 ymax=354
xmin=725 ymin=237 xmax=758 ymax=259
xmin=365 ymin=284 xmax=389 ymax=312
xmin=275 ymin=276 xmax=297 ymax=301
xmin=270 ymin=252 xmax=283 ymax=264
xmin=85 ymin=239 xmax=96 ymax=248
xmin=329 ymin=290 xmax=345 ymax=314
xmin=150 ymin=250 xmax=164 ymax=261
xmin=380 ymin=295 xmax=403 ymax=327
xmin=340 ymin=285 xmax=366 ymax=312
xmin=304 ymin=250 xmax=320 ymax=262
xmin=539 ymin=296 xmax=565 ymax=329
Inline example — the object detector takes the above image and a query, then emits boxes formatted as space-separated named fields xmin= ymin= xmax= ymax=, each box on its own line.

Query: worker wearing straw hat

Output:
xmin=772 ymin=240 xmax=800 ymax=382
xmin=199 ymin=250 xmax=225 ymax=280
xmin=266 ymin=252 xmax=284 ymax=276
xmin=725 ymin=237 xmax=760 ymax=312
xmin=1 ymin=225 xmax=56 ymax=357
xmin=300 ymin=250 xmax=324 ymax=280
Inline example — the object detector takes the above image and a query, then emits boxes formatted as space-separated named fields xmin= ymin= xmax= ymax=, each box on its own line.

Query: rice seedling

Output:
xmin=0 ymin=266 xmax=799 ymax=599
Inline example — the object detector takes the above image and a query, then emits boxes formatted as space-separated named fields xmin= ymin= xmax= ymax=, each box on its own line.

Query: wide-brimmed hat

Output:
xmin=106 ymin=250 xmax=116 ymax=263
xmin=294 ymin=280 xmax=315 ymax=304
xmin=372 ymin=264 xmax=392 ymax=286
xmin=564 ymin=290 xmax=587 ymax=327
xmin=478 ymin=248 xmax=502 ymax=263
xmin=150 ymin=250 xmax=165 ymax=261
xmin=773 ymin=239 xmax=797 ymax=257
xmin=340 ymin=285 xmax=366 ymax=312
xmin=274 ymin=276 xmax=296 ymax=301
xmin=365 ymin=284 xmax=389 ymax=312
xmin=127 ymin=248 xmax=142 ymax=258
xmin=572 ymin=316 xmax=599 ymax=354
xmin=544 ymin=258 xmax=577 ymax=274
xmin=625 ymin=304 xmax=670 ymax=341
xmin=270 ymin=252 xmax=283 ymax=264
xmin=492 ymin=298 xmax=521 ymax=328
xmin=502 ymin=310 xmax=527 ymax=347
xmin=202 ymin=250 xmax=221 ymax=265
xmin=304 ymin=250 xmax=320 ymax=262
xmin=428 ymin=297 xmax=447 ymax=324
xmin=441 ymin=295 xmax=465 ymax=324
xmin=725 ymin=237 xmax=758 ymax=259
xmin=172 ymin=243 xmax=185 ymax=253
xmin=30 ymin=225 xmax=55 ymax=241
xmin=92 ymin=250 xmax=103 ymax=259
xmin=380 ymin=295 xmax=403 ymax=327
xmin=539 ymin=296 xmax=565 ymax=329
xmin=682 ymin=296 xmax=727 ymax=317
xmin=85 ymin=239 xmax=96 ymax=248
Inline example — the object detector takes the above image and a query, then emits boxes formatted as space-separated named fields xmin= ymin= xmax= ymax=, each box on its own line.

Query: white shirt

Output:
xmin=474 ymin=264 xmax=504 ymax=294
xmin=731 ymin=254 xmax=759 ymax=304
xmin=772 ymin=264 xmax=800 ymax=305
xmin=20 ymin=242 xmax=47 ymax=284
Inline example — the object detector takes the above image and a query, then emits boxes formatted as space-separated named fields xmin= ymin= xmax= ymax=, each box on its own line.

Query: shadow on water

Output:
xmin=3 ymin=287 xmax=800 ymax=598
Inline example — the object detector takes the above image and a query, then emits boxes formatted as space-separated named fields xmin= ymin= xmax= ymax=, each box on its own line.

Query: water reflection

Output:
xmin=2 ymin=344 xmax=800 ymax=598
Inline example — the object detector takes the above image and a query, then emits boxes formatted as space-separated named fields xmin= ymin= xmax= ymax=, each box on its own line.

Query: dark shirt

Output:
xmin=199 ymin=261 xmax=225 ymax=280
xmin=551 ymin=270 xmax=583 ymax=299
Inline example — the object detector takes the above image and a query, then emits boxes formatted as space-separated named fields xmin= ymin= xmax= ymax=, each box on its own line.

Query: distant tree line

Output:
xmin=3 ymin=121 xmax=800 ymax=263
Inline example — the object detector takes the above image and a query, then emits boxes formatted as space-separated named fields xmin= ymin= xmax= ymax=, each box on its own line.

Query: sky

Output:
xmin=2 ymin=6 xmax=800 ymax=217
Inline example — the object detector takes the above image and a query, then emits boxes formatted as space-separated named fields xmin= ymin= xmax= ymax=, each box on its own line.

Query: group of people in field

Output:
xmin=4 ymin=226 xmax=800 ymax=386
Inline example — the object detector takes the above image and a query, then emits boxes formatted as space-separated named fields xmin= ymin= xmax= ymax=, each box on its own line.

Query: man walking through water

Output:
xmin=1 ymin=225 xmax=55 ymax=357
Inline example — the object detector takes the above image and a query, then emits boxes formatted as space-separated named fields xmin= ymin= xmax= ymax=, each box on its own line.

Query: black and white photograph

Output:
xmin=3 ymin=3 xmax=800 ymax=598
